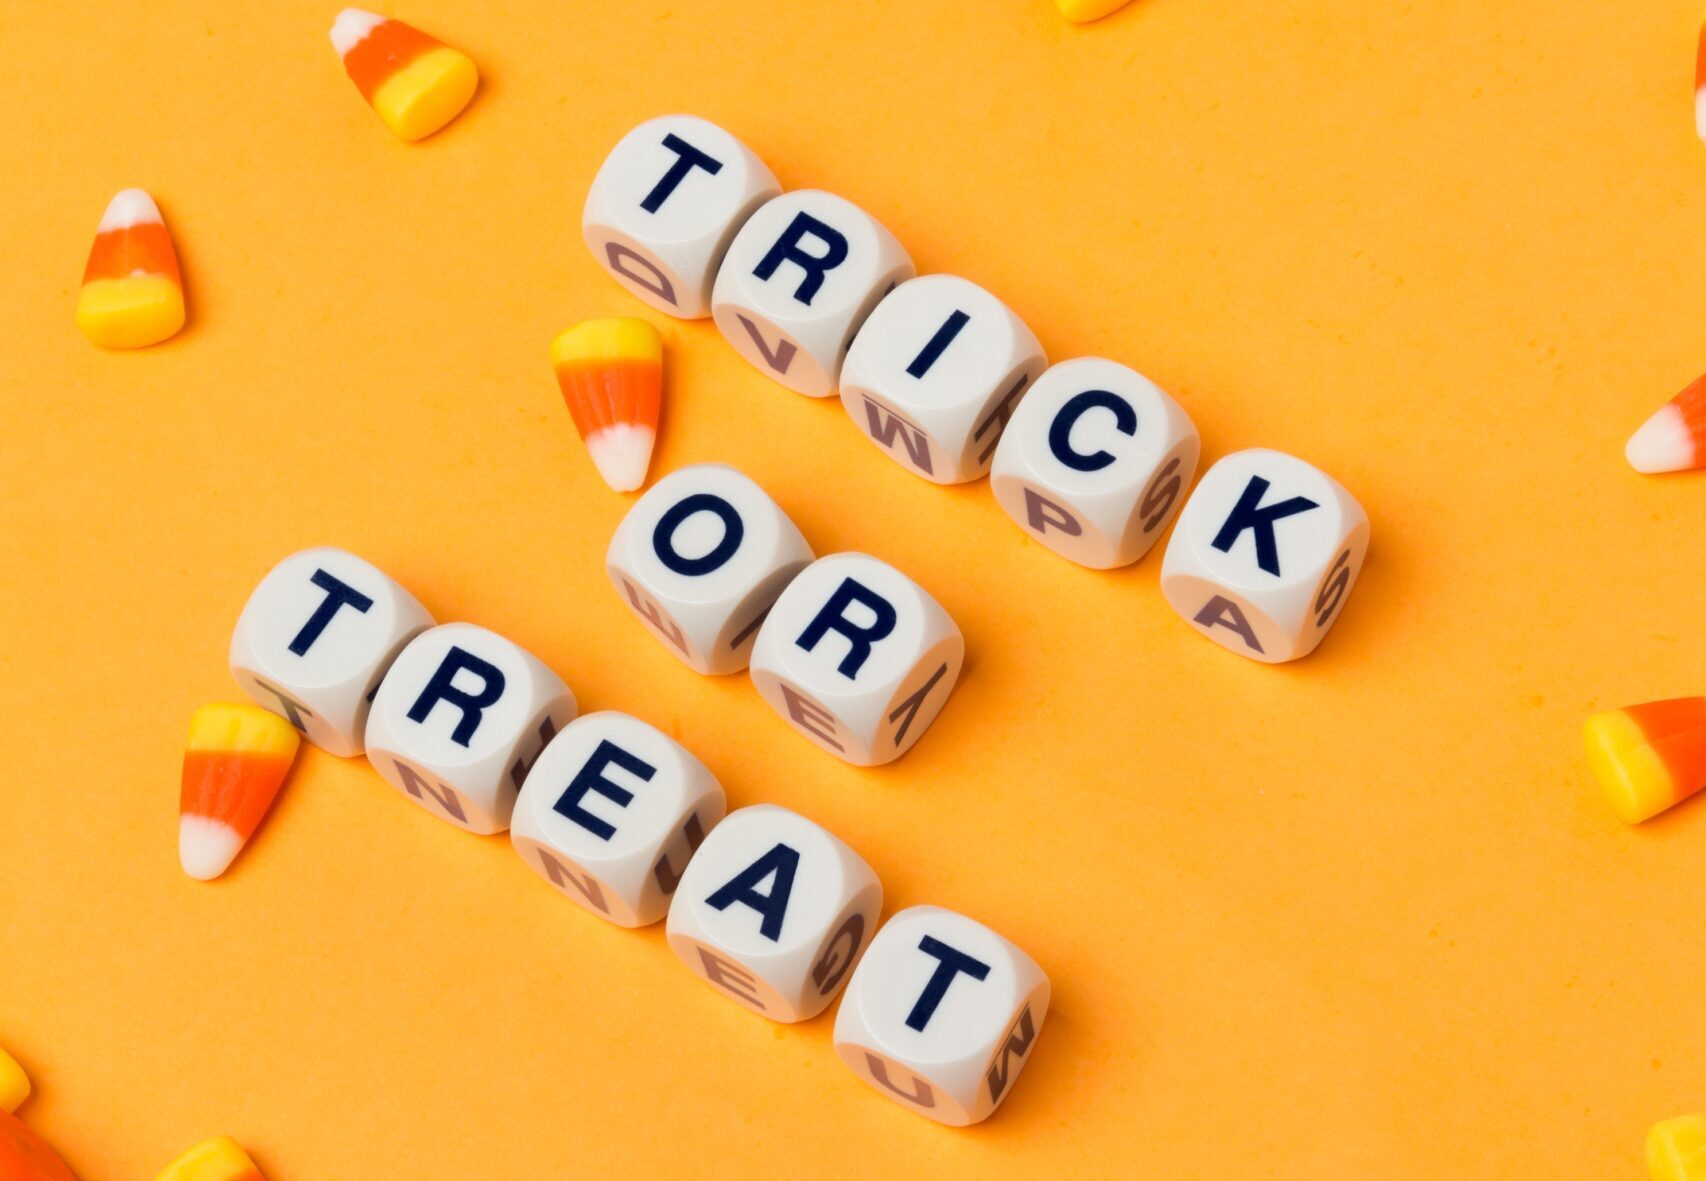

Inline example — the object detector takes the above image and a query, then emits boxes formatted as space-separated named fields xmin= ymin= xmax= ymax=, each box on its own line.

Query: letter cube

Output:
xmin=834 ymin=905 xmax=1049 ymax=1126
xmin=511 ymin=710 xmax=724 ymax=927
xmin=365 ymin=623 xmax=577 ymax=834
xmin=749 ymin=553 xmax=963 ymax=765
xmin=583 ymin=115 xmax=781 ymax=319
xmin=839 ymin=275 xmax=1046 ymax=484
xmin=666 ymin=803 xmax=881 ymax=1022
xmin=607 ymin=463 xmax=815 ymax=675
xmin=990 ymin=357 xmax=1200 ymax=569
xmin=229 ymin=546 xmax=434 ymax=756
xmin=1159 ymin=448 xmax=1369 ymax=662
xmin=712 ymin=190 xmax=914 ymax=397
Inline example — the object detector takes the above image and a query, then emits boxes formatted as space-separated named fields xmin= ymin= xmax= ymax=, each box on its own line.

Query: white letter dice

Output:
xmin=666 ymin=804 xmax=881 ymax=1023
xmin=712 ymin=190 xmax=914 ymax=397
xmin=991 ymin=358 xmax=1200 ymax=569
xmin=229 ymin=546 xmax=434 ymax=756
xmin=834 ymin=905 xmax=1049 ymax=1126
xmin=511 ymin=711 xmax=725 ymax=927
xmin=1159 ymin=448 xmax=1369 ymax=662
xmin=607 ymin=464 xmax=815 ymax=675
xmin=839 ymin=275 xmax=1046 ymax=484
xmin=365 ymin=624 xmax=577 ymax=834
xmin=749 ymin=553 xmax=963 ymax=765
xmin=583 ymin=115 xmax=781 ymax=319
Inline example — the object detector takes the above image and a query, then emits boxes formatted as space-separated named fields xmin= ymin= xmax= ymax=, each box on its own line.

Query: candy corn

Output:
xmin=75 ymin=189 xmax=184 ymax=350
xmin=1054 ymin=0 xmax=1135 ymax=22
xmin=330 ymin=9 xmax=478 ymax=142
xmin=179 ymin=704 xmax=300 ymax=880
xmin=1583 ymin=697 xmax=1706 ymax=824
xmin=1650 ymin=1115 xmax=1706 ymax=1181
xmin=154 ymin=1136 xmax=264 ymax=1181
xmin=1627 ymin=373 xmax=1706 ymax=474
xmin=1697 ymin=22 xmax=1706 ymax=146
xmin=0 ymin=1046 xmax=27 ymax=1114
xmin=551 ymin=318 xmax=663 ymax=493
xmin=0 ymin=1108 xmax=77 ymax=1181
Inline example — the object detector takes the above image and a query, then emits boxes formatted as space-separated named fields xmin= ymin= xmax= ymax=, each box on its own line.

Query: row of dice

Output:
xmin=229 ymin=546 xmax=1045 ymax=1125
xmin=584 ymin=115 xmax=1371 ymax=663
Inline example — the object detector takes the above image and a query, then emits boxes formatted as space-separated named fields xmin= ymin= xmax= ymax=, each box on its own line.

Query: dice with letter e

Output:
xmin=666 ymin=804 xmax=882 ymax=1022
xmin=511 ymin=711 xmax=725 ymax=927
xmin=230 ymin=546 xmax=434 ymax=756
xmin=607 ymin=464 xmax=814 ymax=674
xmin=839 ymin=275 xmax=1046 ymax=484
xmin=583 ymin=115 xmax=781 ymax=318
xmin=990 ymin=358 xmax=1200 ymax=569
xmin=749 ymin=553 xmax=963 ymax=765
xmin=1160 ymin=448 xmax=1369 ymax=662
xmin=712 ymin=190 xmax=914 ymax=397
xmin=834 ymin=905 xmax=1050 ymax=1126
xmin=364 ymin=624 xmax=577 ymax=834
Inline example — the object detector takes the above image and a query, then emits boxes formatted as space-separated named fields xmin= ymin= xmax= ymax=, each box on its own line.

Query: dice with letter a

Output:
xmin=666 ymin=804 xmax=882 ymax=1022
xmin=712 ymin=190 xmax=914 ymax=397
xmin=607 ymin=464 xmax=815 ymax=675
xmin=364 ymin=623 xmax=577 ymax=834
xmin=990 ymin=357 xmax=1200 ymax=569
xmin=748 ymin=553 xmax=963 ymax=765
xmin=583 ymin=115 xmax=781 ymax=318
xmin=229 ymin=546 xmax=434 ymax=756
xmin=511 ymin=711 xmax=725 ymax=927
xmin=1159 ymin=448 xmax=1369 ymax=662
xmin=839 ymin=274 xmax=1046 ymax=484
xmin=833 ymin=905 xmax=1050 ymax=1126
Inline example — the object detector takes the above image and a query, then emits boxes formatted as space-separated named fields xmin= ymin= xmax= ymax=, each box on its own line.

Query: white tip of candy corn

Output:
xmin=1696 ymin=88 xmax=1706 ymax=145
xmin=330 ymin=8 xmax=385 ymax=54
xmin=585 ymin=424 xmax=655 ymax=492
xmin=99 ymin=188 xmax=163 ymax=232
xmin=179 ymin=815 xmax=243 ymax=881
xmin=1626 ymin=403 xmax=1696 ymax=473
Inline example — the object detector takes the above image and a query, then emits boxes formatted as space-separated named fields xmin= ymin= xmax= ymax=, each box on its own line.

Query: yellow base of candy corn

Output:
xmin=1583 ymin=710 xmax=1674 ymax=824
xmin=1649 ymin=1115 xmax=1706 ymax=1181
xmin=371 ymin=46 xmax=478 ymax=142
xmin=0 ymin=1046 xmax=28 ymax=1113
xmin=155 ymin=1135 xmax=264 ymax=1181
xmin=187 ymin=702 xmax=299 ymax=755
xmin=1054 ymin=0 xmax=1134 ymax=23
xmin=75 ymin=276 xmax=184 ymax=349
xmin=550 ymin=317 xmax=663 ymax=366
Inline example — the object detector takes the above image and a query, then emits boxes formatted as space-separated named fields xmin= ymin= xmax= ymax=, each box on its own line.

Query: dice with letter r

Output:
xmin=748 ymin=553 xmax=963 ymax=766
xmin=364 ymin=623 xmax=577 ymax=834
xmin=666 ymin=804 xmax=882 ymax=1022
xmin=583 ymin=115 xmax=781 ymax=318
xmin=229 ymin=546 xmax=434 ymax=757
xmin=833 ymin=905 xmax=1050 ymax=1126
xmin=1159 ymin=448 xmax=1369 ymax=662
xmin=607 ymin=463 xmax=815 ymax=675
xmin=712 ymin=190 xmax=914 ymax=397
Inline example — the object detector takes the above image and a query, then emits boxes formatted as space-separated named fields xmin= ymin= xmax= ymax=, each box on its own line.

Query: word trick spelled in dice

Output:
xmin=834 ymin=905 xmax=1049 ymax=1126
xmin=230 ymin=547 xmax=435 ymax=756
xmin=365 ymin=624 xmax=576 ymax=834
xmin=666 ymin=804 xmax=882 ymax=1022
xmin=584 ymin=116 xmax=781 ymax=319
xmin=712 ymin=190 xmax=914 ymax=397
xmin=1160 ymin=449 xmax=1368 ymax=663
xmin=839 ymin=275 xmax=1046 ymax=484
xmin=607 ymin=464 xmax=815 ymax=675
xmin=991 ymin=357 xmax=1200 ymax=569
xmin=749 ymin=554 xmax=964 ymax=765
xmin=511 ymin=711 xmax=725 ymax=927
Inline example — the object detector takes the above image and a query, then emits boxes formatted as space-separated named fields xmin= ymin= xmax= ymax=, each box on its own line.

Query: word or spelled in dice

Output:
xmin=203 ymin=544 xmax=1044 ymax=1122
xmin=582 ymin=115 xmax=1370 ymax=662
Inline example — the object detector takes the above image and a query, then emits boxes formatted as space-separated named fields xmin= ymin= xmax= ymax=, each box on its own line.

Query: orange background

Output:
xmin=2 ymin=1 xmax=1704 ymax=1176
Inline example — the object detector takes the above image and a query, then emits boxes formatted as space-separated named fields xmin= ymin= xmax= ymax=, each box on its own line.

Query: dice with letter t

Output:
xmin=748 ymin=553 xmax=963 ymax=765
xmin=834 ymin=905 xmax=1050 ymax=1126
xmin=1159 ymin=448 xmax=1369 ymax=662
